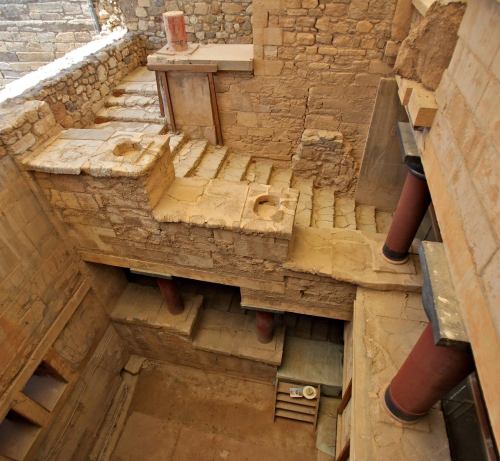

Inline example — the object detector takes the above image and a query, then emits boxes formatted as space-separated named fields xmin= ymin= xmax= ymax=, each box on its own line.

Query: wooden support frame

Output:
xmin=150 ymin=62 xmax=223 ymax=145
xmin=335 ymin=378 xmax=352 ymax=461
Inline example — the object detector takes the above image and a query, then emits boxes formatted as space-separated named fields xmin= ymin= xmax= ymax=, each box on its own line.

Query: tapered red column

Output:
xmin=156 ymin=278 xmax=185 ymax=315
xmin=383 ymin=167 xmax=431 ymax=264
xmin=384 ymin=324 xmax=474 ymax=423
xmin=256 ymin=311 xmax=274 ymax=344
xmin=162 ymin=11 xmax=188 ymax=51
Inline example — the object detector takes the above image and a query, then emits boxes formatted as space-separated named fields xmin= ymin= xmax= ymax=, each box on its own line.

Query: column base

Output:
xmin=382 ymin=244 xmax=410 ymax=265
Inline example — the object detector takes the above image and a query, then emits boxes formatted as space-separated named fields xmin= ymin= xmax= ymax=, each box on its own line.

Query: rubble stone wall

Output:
xmin=420 ymin=0 xmax=499 ymax=441
xmin=112 ymin=0 xmax=253 ymax=49
xmin=2 ymin=33 xmax=146 ymax=129
xmin=0 ymin=0 xmax=97 ymax=88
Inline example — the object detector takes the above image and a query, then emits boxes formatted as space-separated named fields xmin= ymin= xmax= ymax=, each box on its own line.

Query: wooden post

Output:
xmin=159 ymin=71 xmax=177 ymax=132
xmin=207 ymin=72 xmax=223 ymax=145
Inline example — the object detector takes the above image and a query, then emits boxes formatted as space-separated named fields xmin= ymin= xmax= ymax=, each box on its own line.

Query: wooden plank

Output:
xmin=79 ymin=251 xmax=285 ymax=294
xmin=0 ymin=278 xmax=90 ymax=421
xmin=148 ymin=63 xmax=218 ymax=73
xmin=155 ymin=71 xmax=165 ymax=117
xmin=337 ymin=379 xmax=352 ymax=415
xmin=276 ymin=393 xmax=316 ymax=407
xmin=207 ymin=72 xmax=223 ymax=145
xmin=11 ymin=393 xmax=51 ymax=427
xmin=275 ymin=401 xmax=316 ymax=415
xmin=407 ymin=83 xmax=437 ymax=128
xmin=335 ymin=439 xmax=350 ymax=461
xmin=275 ymin=409 xmax=315 ymax=423
xmin=43 ymin=349 xmax=76 ymax=383
xmin=159 ymin=71 xmax=176 ymax=132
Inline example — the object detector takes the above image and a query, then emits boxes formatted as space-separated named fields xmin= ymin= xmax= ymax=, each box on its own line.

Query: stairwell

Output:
xmin=94 ymin=66 xmax=394 ymax=235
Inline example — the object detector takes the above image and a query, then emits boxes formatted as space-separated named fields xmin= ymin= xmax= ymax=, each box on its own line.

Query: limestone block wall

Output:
xmin=0 ymin=0 xmax=97 ymax=88
xmin=2 ymin=33 xmax=146 ymax=128
xmin=0 ymin=101 xmax=128 ymax=460
xmin=211 ymin=0 xmax=405 ymax=171
xmin=419 ymin=0 xmax=500 ymax=442
xmin=111 ymin=0 xmax=252 ymax=49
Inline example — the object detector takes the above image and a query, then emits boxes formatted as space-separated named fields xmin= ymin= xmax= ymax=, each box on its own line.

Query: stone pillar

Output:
xmin=384 ymin=323 xmax=474 ymax=423
xmin=156 ymin=278 xmax=185 ymax=315
xmin=383 ymin=165 xmax=431 ymax=264
xmin=162 ymin=11 xmax=188 ymax=52
xmin=255 ymin=311 xmax=274 ymax=344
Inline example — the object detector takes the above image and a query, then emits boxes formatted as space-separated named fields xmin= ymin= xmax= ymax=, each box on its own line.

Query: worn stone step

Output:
xmin=217 ymin=153 xmax=252 ymax=182
xmin=245 ymin=159 xmax=273 ymax=184
xmin=94 ymin=106 xmax=165 ymax=124
xmin=104 ymin=94 xmax=159 ymax=108
xmin=311 ymin=187 xmax=335 ymax=229
xmin=269 ymin=168 xmax=293 ymax=188
xmin=121 ymin=66 xmax=156 ymax=83
xmin=173 ymin=139 xmax=209 ymax=178
xmin=292 ymin=176 xmax=314 ymax=227
xmin=91 ymin=120 xmax=165 ymax=135
xmin=168 ymin=132 xmax=187 ymax=155
xmin=192 ymin=309 xmax=285 ymax=366
xmin=113 ymin=81 xmax=158 ymax=96
xmin=334 ymin=197 xmax=356 ymax=230
xmin=375 ymin=210 xmax=393 ymax=234
xmin=355 ymin=205 xmax=377 ymax=233
xmin=191 ymin=145 xmax=229 ymax=179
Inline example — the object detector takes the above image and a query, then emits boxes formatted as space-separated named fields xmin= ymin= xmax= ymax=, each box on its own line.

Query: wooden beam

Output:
xmin=0 ymin=278 xmax=90 ymax=421
xmin=11 ymin=393 xmax=50 ymax=427
xmin=159 ymin=71 xmax=176 ymax=132
xmin=207 ymin=72 xmax=223 ymax=145
xmin=335 ymin=439 xmax=350 ymax=461
xmin=148 ymin=63 xmax=218 ymax=73
xmin=337 ymin=379 xmax=352 ymax=415
xmin=43 ymin=349 xmax=76 ymax=383
xmin=155 ymin=71 xmax=165 ymax=117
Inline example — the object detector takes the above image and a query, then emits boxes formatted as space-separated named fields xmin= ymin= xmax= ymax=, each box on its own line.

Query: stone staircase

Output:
xmin=98 ymin=66 xmax=393 ymax=234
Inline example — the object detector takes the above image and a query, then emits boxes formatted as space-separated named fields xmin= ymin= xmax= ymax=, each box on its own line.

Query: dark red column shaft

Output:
xmin=383 ymin=170 xmax=432 ymax=263
xmin=385 ymin=324 xmax=474 ymax=422
xmin=256 ymin=311 xmax=274 ymax=344
xmin=156 ymin=278 xmax=185 ymax=315
xmin=162 ymin=11 xmax=188 ymax=51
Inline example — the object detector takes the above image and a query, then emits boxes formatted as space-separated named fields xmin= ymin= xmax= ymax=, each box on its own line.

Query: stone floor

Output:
xmin=111 ymin=361 xmax=320 ymax=461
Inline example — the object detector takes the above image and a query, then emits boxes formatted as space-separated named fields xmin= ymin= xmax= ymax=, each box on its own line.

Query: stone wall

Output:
xmin=0 ymin=0 xmax=97 ymax=88
xmin=0 ymin=100 xmax=128 ymax=460
xmin=213 ymin=0 xmax=403 ymax=170
xmin=1 ymin=33 xmax=146 ymax=128
xmin=109 ymin=0 xmax=252 ymax=49
xmin=419 ymin=0 xmax=499 ymax=442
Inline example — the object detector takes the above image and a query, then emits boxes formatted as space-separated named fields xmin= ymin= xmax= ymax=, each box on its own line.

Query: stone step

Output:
xmin=191 ymin=145 xmax=229 ymax=179
xmin=375 ymin=210 xmax=393 ymax=234
xmin=168 ymin=132 xmax=187 ymax=155
xmin=91 ymin=120 xmax=166 ymax=135
xmin=311 ymin=187 xmax=335 ymax=229
xmin=110 ymin=283 xmax=203 ymax=338
xmin=277 ymin=337 xmax=343 ymax=397
xmin=355 ymin=205 xmax=377 ymax=233
xmin=121 ymin=66 xmax=156 ymax=83
xmin=192 ymin=308 xmax=285 ymax=366
xmin=173 ymin=139 xmax=209 ymax=178
xmin=245 ymin=159 xmax=273 ymax=184
xmin=269 ymin=168 xmax=293 ymax=189
xmin=94 ymin=106 xmax=165 ymax=125
xmin=292 ymin=176 xmax=314 ymax=227
xmin=334 ymin=197 xmax=356 ymax=230
xmin=104 ymin=94 xmax=159 ymax=108
xmin=113 ymin=81 xmax=158 ymax=96
xmin=217 ymin=153 xmax=252 ymax=182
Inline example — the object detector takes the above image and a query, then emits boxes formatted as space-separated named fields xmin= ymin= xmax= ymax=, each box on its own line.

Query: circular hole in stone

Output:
xmin=112 ymin=140 xmax=141 ymax=157
xmin=254 ymin=195 xmax=283 ymax=221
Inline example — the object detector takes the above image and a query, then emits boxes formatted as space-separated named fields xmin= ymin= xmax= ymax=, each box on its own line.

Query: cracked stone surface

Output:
xmin=292 ymin=177 xmax=314 ymax=227
xmin=334 ymin=197 xmax=356 ymax=230
xmin=173 ymin=139 xmax=208 ymax=177
xmin=356 ymin=204 xmax=377 ymax=233
xmin=312 ymin=187 xmax=335 ymax=229
xmin=352 ymin=289 xmax=451 ymax=460
xmin=192 ymin=145 xmax=228 ymax=179
xmin=218 ymin=153 xmax=251 ymax=182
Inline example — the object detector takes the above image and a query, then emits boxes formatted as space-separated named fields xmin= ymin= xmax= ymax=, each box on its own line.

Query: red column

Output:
xmin=384 ymin=324 xmax=474 ymax=423
xmin=256 ymin=311 xmax=274 ymax=344
xmin=162 ymin=11 xmax=188 ymax=52
xmin=156 ymin=278 xmax=185 ymax=315
xmin=383 ymin=168 xmax=431 ymax=264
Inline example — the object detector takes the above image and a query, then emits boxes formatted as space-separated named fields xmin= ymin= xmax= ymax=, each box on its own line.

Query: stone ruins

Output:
xmin=0 ymin=0 xmax=498 ymax=460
